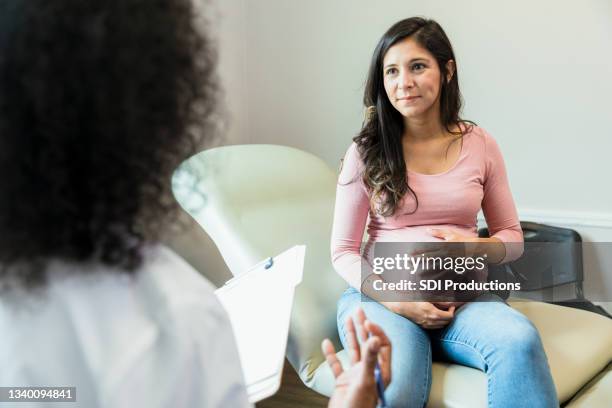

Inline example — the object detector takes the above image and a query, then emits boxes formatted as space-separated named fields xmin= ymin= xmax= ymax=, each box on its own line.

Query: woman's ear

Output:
xmin=445 ymin=60 xmax=456 ymax=83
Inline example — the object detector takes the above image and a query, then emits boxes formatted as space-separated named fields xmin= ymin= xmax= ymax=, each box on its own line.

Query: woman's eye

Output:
xmin=411 ymin=63 xmax=426 ymax=71
xmin=385 ymin=68 xmax=398 ymax=76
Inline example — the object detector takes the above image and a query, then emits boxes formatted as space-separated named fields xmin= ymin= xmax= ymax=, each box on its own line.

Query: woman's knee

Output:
xmin=460 ymin=300 xmax=544 ymax=354
xmin=382 ymin=321 xmax=432 ymax=408
xmin=494 ymin=313 xmax=545 ymax=358
xmin=385 ymin=344 xmax=432 ymax=408
xmin=512 ymin=320 xmax=545 ymax=357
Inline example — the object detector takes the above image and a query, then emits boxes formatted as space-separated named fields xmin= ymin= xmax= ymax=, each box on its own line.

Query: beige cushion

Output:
xmin=511 ymin=301 xmax=612 ymax=402
xmin=565 ymin=363 xmax=612 ymax=407
xmin=310 ymin=300 xmax=612 ymax=407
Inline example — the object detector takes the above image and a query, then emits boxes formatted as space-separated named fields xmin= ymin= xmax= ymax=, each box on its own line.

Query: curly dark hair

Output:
xmin=0 ymin=0 xmax=219 ymax=288
xmin=354 ymin=17 xmax=474 ymax=217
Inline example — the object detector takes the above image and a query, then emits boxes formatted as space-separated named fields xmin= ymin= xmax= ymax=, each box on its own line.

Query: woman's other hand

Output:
xmin=385 ymin=301 xmax=455 ymax=329
xmin=432 ymin=301 xmax=466 ymax=310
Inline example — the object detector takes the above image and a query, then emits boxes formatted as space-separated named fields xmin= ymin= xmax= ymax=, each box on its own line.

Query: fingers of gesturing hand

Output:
xmin=345 ymin=308 xmax=379 ymax=366
xmin=361 ymin=336 xmax=381 ymax=373
xmin=322 ymin=338 xmax=343 ymax=379
xmin=330 ymin=307 xmax=393 ymax=394
xmin=364 ymin=319 xmax=392 ymax=386
xmin=354 ymin=307 xmax=368 ymax=343
xmin=363 ymin=320 xmax=390 ymax=347
xmin=345 ymin=313 xmax=362 ymax=364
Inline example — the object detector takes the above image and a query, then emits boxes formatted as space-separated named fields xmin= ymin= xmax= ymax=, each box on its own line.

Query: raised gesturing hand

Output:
xmin=322 ymin=307 xmax=392 ymax=408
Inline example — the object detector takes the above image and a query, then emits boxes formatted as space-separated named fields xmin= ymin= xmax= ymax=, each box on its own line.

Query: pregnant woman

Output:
xmin=331 ymin=17 xmax=558 ymax=407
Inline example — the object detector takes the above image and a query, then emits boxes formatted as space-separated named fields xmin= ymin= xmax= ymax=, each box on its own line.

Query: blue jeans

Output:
xmin=337 ymin=287 xmax=558 ymax=408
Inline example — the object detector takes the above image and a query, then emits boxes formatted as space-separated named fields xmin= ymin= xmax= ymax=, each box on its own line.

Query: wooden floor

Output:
xmin=256 ymin=360 xmax=329 ymax=408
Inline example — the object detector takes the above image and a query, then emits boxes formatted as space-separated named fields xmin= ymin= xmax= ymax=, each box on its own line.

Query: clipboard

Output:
xmin=215 ymin=245 xmax=305 ymax=403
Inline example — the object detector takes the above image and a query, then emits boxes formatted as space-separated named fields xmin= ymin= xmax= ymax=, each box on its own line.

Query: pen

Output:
xmin=374 ymin=359 xmax=387 ymax=407
xmin=366 ymin=322 xmax=387 ymax=408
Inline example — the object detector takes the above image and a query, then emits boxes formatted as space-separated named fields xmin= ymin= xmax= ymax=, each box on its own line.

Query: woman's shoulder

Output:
xmin=338 ymin=141 xmax=365 ymax=181
xmin=462 ymin=124 xmax=500 ymax=154
xmin=462 ymin=123 xmax=488 ymax=140
xmin=343 ymin=141 xmax=361 ymax=162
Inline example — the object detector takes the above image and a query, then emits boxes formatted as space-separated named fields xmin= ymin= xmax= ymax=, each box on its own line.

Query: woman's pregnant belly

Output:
xmin=367 ymin=224 xmax=478 ymax=243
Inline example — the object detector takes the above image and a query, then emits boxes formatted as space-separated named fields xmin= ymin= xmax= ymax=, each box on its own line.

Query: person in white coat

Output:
xmin=0 ymin=1 xmax=391 ymax=407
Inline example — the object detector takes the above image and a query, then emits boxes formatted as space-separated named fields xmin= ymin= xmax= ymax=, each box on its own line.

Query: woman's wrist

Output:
xmin=379 ymin=300 xmax=399 ymax=314
xmin=470 ymin=237 xmax=505 ymax=264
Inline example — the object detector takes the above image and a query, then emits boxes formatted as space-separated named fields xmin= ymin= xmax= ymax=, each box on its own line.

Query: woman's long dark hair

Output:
xmin=354 ymin=17 xmax=472 ymax=216
xmin=0 ymin=0 xmax=219 ymax=289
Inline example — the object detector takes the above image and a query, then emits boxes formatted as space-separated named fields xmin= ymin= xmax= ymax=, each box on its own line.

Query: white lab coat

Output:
xmin=0 ymin=245 xmax=251 ymax=408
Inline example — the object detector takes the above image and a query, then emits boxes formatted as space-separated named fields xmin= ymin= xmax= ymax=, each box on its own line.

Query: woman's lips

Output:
xmin=398 ymin=96 xmax=420 ymax=103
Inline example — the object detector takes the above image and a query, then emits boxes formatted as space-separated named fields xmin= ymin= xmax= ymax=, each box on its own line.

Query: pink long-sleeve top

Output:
xmin=330 ymin=126 xmax=524 ymax=290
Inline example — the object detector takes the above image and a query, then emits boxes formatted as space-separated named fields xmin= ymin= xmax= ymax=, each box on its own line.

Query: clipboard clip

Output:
xmin=222 ymin=256 xmax=274 ymax=287
xmin=264 ymin=257 xmax=274 ymax=270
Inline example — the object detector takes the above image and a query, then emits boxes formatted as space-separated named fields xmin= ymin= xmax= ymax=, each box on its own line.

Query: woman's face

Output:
xmin=382 ymin=36 xmax=452 ymax=121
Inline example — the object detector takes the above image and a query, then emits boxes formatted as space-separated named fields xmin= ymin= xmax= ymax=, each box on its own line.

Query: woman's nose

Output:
xmin=398 ymin=71 xmax=415 ymax=89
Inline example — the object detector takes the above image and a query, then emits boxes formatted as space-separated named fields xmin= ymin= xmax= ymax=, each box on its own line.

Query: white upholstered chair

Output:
xmin=171 ymin=144 xmax=612 ymax=407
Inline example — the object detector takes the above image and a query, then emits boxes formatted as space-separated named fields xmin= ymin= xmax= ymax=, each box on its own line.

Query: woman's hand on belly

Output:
xmin=425 ymin=228 xmax=479 ymax=256
xmin=383 ymin=301 xmax=456 ymax=329
xmin=427 ymin=228 xmax=506 ymax=263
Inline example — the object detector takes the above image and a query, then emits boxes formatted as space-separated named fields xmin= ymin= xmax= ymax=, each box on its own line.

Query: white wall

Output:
xmin=241 ymin=0 xmax=612 ymax=211
xmin=208 ymin=0 xmax=250 ymax=145
xmin=200 ymin=1 xmax=612 ymax=308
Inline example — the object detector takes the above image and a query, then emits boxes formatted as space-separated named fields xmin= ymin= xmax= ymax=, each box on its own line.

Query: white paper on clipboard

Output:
xmin=215 ymin=245 xmax=305 ymax=402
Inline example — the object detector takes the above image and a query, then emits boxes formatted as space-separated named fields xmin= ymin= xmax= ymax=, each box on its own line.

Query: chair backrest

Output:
xmin=480 ymin=221 xmax=584 ymax=297
xmin=172 ymin=144 xmax=347 ymax=389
